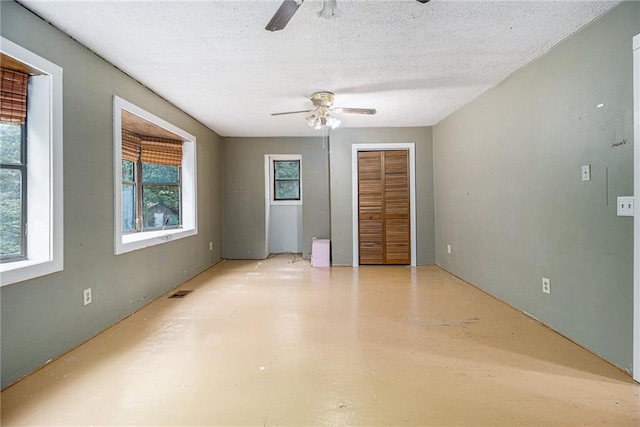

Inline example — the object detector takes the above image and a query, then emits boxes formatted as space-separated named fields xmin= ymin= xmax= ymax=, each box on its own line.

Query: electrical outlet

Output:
xmin=209 ymin=241 xmax=213 ymax=251
xmin=617 ymin=196 xmax=634 ymax=216
xmin=83 ymin=288 xmax=92 ymax=306
xmin=581 ymin=164 xmax=591 ymax=181
xmin=447 ymin=244 xmax=451 ymax=254
xmin=542 ymin=278 xmax=550 ymax=295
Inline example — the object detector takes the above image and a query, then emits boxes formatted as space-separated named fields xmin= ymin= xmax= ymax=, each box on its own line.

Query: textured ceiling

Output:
xmin=19 ymin=0 xmax=619 ymax=137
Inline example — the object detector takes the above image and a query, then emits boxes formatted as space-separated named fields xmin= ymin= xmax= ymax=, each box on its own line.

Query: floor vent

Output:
xmin=168 ymin=290 xmax=193 ymax=299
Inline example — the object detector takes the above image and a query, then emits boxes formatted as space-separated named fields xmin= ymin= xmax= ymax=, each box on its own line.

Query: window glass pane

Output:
xmin=274 ymin=161 xmax=299 ymax=179
xmin=142 ymin=163 xmax=179 ymax=183
xmin=122 ymin=184 xmax=135 ymax=231
xmin=142 ymin=185 xmax=180 ymax=228
xmin=122 ymin=160 xmax=134 ymax=182
xmin=0 ymin=169 xmax=23 ymax=257
xmin=275 ymin=181 xmax=300 ymax=200
xmin=0 ymin=122 xmax=23 ymax=164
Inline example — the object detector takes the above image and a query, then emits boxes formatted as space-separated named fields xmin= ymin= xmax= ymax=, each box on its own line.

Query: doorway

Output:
xmin=264 ymin=154 xmax=303 ymax=256
xmin=351 ymin=143 xmax=417 ymax=266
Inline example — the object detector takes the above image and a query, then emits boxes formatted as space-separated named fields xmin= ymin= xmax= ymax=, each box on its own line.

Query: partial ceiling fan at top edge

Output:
xmin=265 ymin=0 xmax=431 ymax=32
xmin=265 ymin=0 xmax=302 ymax=32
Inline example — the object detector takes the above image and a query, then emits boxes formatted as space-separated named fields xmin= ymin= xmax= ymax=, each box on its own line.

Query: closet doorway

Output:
xmin=351 ymin=143 xmax=417 ymax=266
xmin=358 ymin=150 xmax=410 ymax=264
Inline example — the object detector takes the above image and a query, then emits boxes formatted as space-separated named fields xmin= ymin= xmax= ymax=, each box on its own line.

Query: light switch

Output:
xmin=581 ymin=164 xmax=591 ymax=181
xmin=617 ymin=196 xmax=634 ymax=216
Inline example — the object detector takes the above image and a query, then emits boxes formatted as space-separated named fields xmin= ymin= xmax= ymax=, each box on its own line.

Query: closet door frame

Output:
xmin=351 ymin=143 xmax=416 ymax=267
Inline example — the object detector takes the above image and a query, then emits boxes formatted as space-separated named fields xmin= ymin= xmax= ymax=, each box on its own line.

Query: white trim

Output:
xmin=113 ymin=96 xmax=197 ymax=255
xmin=264 ymin=155 xmax=271 ymax=257
xmin=351 ymin=143 xmax=417 ymax=267
xmin=0 ymin=37 xmax=64 ymax=286
xmin=632 ymin=33 xmax=640 ymax=383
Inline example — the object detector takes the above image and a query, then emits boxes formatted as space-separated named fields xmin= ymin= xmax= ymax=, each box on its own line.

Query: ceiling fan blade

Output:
xmin=265 ymin=0 xmax=303 ymax=32
xmin=333 ymin=107 xmax=377 ymax=115
xmin=271 ymin=110 xmax=314 ymax=116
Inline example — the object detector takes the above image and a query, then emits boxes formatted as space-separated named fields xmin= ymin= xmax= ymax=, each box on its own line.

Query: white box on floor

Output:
xmin=311 ymin=239 xmax=330 ymax=267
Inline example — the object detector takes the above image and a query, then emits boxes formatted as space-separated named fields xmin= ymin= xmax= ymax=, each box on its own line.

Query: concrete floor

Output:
xmin=2 ymin=254 xmax=639 ymax=426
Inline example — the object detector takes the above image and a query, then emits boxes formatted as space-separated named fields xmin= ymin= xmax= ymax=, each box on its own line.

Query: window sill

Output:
xmin=271 ymin=200 xmax=303 ymax=206
xmin=0 ymin=257 xmax=63 ymax=287
xmin=116 ymin=227 xmax=196 ymax=255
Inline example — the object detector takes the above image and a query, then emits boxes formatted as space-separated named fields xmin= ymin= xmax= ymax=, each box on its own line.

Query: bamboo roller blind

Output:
xmin=0 ymin=68 xmax=28 ymax=124
xmin=121 ymin=129 xmax=183 ymax=166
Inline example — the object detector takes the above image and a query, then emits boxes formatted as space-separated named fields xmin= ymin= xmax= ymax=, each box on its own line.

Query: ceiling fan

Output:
xmin=266 ymin=0 xmax=431 ymax=32
xmin=271 ymin=91 xmax=376 ymax=130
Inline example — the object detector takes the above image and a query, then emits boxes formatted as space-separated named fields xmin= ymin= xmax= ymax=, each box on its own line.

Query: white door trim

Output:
xmin=351 ymin=143 xmax=417 ymax=267
xmin=632 ymin=33 xmax=639 ymax=383
xmin=264 ymin=155 xmax=271 ymax=258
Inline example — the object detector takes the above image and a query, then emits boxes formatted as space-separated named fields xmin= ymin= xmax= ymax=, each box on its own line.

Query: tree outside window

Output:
xmin=273 ymin=160 xmax=300 ymax=201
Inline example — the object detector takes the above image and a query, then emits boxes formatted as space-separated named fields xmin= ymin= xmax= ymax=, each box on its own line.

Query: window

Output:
xmin=120 ymin=129 xmax=182 ymax=233
xmin=273 ymin=160 xmax=301 ymax=201
xmin=113 ymin=96 xmax=197 ymax=255
xmin=1 ymin=110 xmax=27 ymax=261
xmin=0 ymin=37 xmax=64 ymax=287
xmin=269 ymin=155 xmax=302 ymax=205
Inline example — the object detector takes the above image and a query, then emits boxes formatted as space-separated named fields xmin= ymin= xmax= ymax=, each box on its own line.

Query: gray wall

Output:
xmin=222 ymin=137 xmax=330 ymax=259
xmin=329 ymin=127 xmax=435 ymax=266
xmin=0 ymin=1 xmax=223 ymax=388
xmin=433 ymin=2 xmax=639 ymax=372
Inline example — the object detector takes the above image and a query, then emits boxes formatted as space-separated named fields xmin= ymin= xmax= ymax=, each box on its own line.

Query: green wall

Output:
xmin=222 ymin=136 xmax=330 ymax=259
xmin=0 ymin=1 xmax=223 ymax=388
xmin=329 ymin=127 xmax=435 ymax=266
xmin=433 ymin=2 xmax=639 ymax=372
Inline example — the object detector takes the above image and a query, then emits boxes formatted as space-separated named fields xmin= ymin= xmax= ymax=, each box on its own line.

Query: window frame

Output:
xmin=113 ymin=96 xmax=197 ymax=255
xmin=0 ymin=37 xmax=64 ymax=287
xmin=269 ymin=154 xmax=302 ymax=206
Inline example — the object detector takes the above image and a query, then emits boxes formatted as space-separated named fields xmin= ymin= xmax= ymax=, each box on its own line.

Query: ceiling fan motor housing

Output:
xmin=311 ymin=91 xmax=335 ymax=108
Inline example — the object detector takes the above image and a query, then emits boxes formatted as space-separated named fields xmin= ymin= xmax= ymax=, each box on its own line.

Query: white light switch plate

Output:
xmin=581 ymin=164 xmax=591 ymax=181
xmin=617 ymin=196 xmax=634 ymax=216
xmin=83 ymin=288 xmax=92 ymax=306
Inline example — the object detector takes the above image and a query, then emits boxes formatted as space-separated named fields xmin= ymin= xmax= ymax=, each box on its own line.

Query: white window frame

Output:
xmin=113 ymin=96 xmax=197 ymax=255
xmin=0 ymin=37 xmax=64 ymax=287
xmin=268 ymin=154 xmax=303 ymax=206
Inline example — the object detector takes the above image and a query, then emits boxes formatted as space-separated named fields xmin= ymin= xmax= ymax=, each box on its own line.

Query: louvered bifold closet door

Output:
xmin=358 ymin=151 xmax=384 ymax=264
xmin=357 ymin=150 xmax=410 ymax=265
xmin=383 ymin=150 xmax=410 ymax=264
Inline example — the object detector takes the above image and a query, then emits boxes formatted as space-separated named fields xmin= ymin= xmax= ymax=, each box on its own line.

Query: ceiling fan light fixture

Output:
xmin=325 ymin=114 xmax=341 ymax=129
xmin=317 ymin=0 xmax=341 ymax=20
xmin=306 ymin=107 xmax=341 ymax=130
xmin=306 ymin=111 xmax=322 ymax=129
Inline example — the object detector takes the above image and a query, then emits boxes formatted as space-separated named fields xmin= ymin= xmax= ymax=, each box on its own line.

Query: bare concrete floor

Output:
xmin=2 ymin=254 xmax=639 ymax=426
